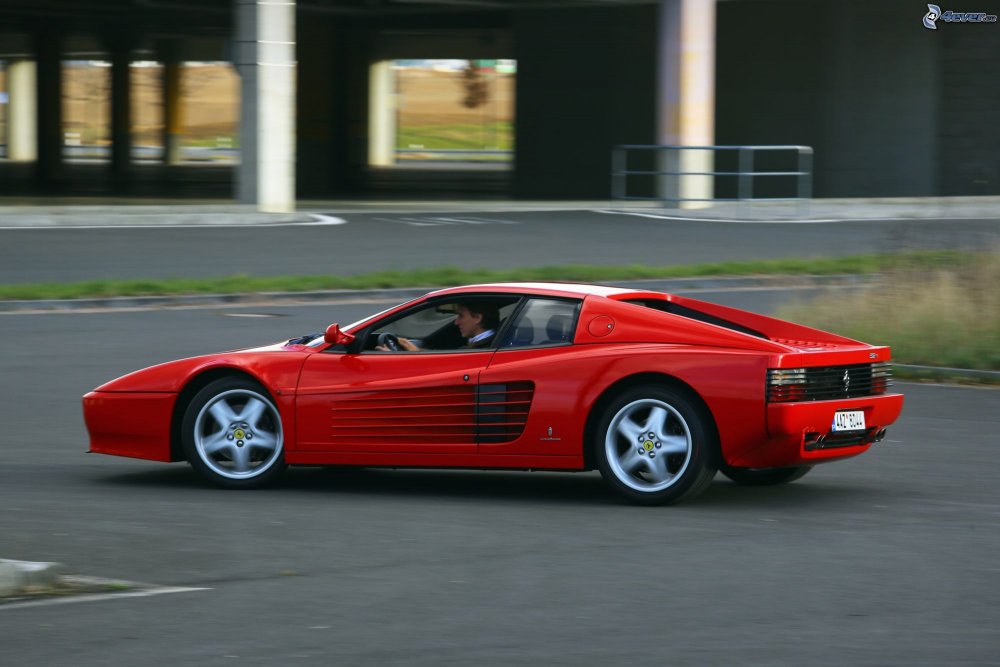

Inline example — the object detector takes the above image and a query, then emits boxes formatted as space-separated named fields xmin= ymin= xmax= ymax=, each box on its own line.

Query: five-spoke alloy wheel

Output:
xmin=595 ymin=385 xmax=717 ymax=505
xmin=182 ymin=377 xmax=287 ymax=489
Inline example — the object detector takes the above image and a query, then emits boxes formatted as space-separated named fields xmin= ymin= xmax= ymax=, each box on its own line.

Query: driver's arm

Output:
xmin=397 ymin=337 xmax=419 ymax=351
xmin=376 ymin=337 xmax=420 ymax=352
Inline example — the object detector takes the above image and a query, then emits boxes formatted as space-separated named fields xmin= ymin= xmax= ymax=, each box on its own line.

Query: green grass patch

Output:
xmin=5 ymin=249 xmax=996 ymax=375
xmin=397 ymin=122 xmax=513 ymax=151
xmin=183 ymin=136 xmax=240 ymax=149
xmin=0 ymin=250 xmax=971 ymax=303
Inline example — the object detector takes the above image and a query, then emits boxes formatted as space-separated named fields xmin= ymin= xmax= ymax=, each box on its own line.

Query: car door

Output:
xmin=478 ymin=297 xmax=585 ymax=456
xmin=296 ymin=350 xmax=493 ymax=454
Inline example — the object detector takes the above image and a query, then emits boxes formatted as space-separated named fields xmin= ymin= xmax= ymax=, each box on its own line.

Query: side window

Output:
xmin=363 ymin=296 xmax=521 ymax=352
xmin=500 ymin=298 xmax=581 ymax=348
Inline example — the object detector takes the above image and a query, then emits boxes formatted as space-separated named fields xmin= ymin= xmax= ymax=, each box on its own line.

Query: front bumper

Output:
xmin=83 ymin=391 xmax=178 ymax=462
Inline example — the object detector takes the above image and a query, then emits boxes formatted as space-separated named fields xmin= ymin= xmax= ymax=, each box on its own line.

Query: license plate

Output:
xmin=832 ymin=410 xmax=866 ymax=432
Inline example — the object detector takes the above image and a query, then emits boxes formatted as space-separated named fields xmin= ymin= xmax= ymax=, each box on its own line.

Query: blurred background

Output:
xmin=0 ymin=0 xmax=997 ymax=205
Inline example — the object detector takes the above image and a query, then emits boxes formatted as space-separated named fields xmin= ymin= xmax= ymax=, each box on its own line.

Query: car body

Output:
xmin=83 ymin=282 xmax=904 ymax=504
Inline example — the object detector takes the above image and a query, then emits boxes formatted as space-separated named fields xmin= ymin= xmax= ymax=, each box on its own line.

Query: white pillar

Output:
xmin=8 ymin=60 xmax=37 ymax=162
xmin=657 ymin=0 xmax=716 ymax=208
xmin=235 ymin=0 xmax=297 ymax=213
xmin=368 ymin=60 xmax=396 ymax=167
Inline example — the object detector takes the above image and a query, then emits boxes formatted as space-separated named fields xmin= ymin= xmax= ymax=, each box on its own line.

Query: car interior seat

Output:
xmin=508 ymin=317 xmax=535 ymax=346
xmin=545 ymin=314 xmax=571 ymax=344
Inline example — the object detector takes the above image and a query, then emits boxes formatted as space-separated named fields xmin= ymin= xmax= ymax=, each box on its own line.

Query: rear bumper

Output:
xmin=731 ymin=393 xmax=904 ymax=468
xmin=83 ymin=391 xmax=177 ymax=462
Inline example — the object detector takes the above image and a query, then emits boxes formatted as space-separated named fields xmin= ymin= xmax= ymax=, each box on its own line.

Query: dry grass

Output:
xmin=778 ymin=250 xmax=1000 ymax=370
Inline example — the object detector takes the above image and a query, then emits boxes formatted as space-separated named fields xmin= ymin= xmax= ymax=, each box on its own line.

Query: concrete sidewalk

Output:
xmin=0 ymin=196 xmax=997 ymax=227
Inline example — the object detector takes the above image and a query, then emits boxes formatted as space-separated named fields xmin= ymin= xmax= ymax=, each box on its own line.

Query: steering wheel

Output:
xmin=377 ymin=332 xmax=401 ymax=351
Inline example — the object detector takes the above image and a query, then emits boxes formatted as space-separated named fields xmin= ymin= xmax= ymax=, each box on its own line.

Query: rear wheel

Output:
xmin=719 ymin=465 xmax=812 ymax=486
xmin=181 ymin=377 xmax=287 ymax=489
xmin=595 ymin=385 xmax=717 ymax=505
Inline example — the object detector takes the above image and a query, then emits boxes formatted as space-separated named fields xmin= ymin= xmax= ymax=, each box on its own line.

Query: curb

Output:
xmin=0 ymin=559 xmax=64 ymax=597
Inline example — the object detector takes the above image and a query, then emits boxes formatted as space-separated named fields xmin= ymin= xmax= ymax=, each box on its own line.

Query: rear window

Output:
xmin=621 ymin=298 xmax=767 ymax=339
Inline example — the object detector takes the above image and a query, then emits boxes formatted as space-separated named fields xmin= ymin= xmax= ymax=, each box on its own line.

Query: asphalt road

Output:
xmin=1 ymin=297 xmax=998 ymax=666
xmin=2 ymin=210 xmax=998 ymax=284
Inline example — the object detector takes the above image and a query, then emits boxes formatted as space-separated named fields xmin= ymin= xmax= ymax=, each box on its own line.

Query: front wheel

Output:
xmin=719 ymin=465 xmax=812 ymax=486
xmin=595 ymin=385 xmax=718 ymax=505
xmin=181 ymin=377 xmax=287 ymax=489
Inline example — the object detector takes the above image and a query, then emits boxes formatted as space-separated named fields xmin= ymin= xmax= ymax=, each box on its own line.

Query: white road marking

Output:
xmin=307 ymin=213 xmax=347 ymax=225
xmin=375 ymin=215 xmax=517 ymax=227
xmin=375 ymin=217 xmax=442 ymax=226
xmin=0 ymin=214 xmax=346 ymax=231
xmin=597 ymin=209 xmax=842 ymax=224
xmin=0 ymin=586 xmax=210 ymax=611
xmin=431 ymin=216 xmax=517 ymax=225
xmin=596 ymin=209 xmax=1000 ymax=224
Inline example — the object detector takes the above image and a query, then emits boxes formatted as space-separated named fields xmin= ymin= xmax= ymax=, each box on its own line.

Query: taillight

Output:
xmin=871 ymin=362 xmax=892 ymax=394
xmin=767 ymin=362 xmax=893 ymax=402
xmin=767 ymin=368 xmax=807 ymax=403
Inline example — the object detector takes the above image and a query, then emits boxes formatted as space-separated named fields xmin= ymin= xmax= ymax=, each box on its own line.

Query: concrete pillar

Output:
xmin=656 ymin=0 xmax=716 ymax=208
xmin=8 ymin=60 xmax=37 ymax=162
xmin=368 ymin=60 xmax=395 ymax=167
xmin=108 ymin=40 xmax=134 ymax=186
xmin=33 ymin=27 xmax=64 ymax=187
xmin=159 ymin=41 xmax=183 ymax=165
xmin=235 ymin=0 xmax=297 ymax=212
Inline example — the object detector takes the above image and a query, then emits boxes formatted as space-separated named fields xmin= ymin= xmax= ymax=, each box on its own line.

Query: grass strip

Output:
xmin=0 ymin=250 xmax=969 ymax=302
xmin=0 ymin=251 xmax=967 ymax=301
xmin=4 ymin=249 xmax=996 ymax=377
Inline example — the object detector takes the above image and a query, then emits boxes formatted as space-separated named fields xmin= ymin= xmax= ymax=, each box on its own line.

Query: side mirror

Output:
xmin=324 ymin=323 xmax=356 ymax=346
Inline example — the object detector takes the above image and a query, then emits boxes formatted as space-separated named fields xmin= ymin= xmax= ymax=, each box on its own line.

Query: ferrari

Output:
xmin=83 ymin=282 xmax=904 ymax=504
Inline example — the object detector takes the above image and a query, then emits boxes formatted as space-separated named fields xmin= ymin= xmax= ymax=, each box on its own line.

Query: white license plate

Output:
xmin=832 ymin=410 xmax=866 ymax=432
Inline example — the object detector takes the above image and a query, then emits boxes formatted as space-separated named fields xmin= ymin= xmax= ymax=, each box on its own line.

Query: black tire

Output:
xmin=594 ymin=385 xmax=718 ymax=505
xmin=181 ymin=376 xmax=287 ymax=489
xmin=719 ymin=464 xmax=812 ymax=486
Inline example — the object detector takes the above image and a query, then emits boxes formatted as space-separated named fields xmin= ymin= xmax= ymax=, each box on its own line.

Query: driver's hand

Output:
xmin=376 ymin=337 xmax=419 ymax=352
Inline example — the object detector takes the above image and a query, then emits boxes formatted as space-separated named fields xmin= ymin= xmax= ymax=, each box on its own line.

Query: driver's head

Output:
xmin=454 ymin=300 xmax=499 ymax=338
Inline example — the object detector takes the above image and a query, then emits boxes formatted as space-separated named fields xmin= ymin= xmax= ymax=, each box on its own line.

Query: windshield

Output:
xmin=302 ymin=302 xmax=416 ymax=348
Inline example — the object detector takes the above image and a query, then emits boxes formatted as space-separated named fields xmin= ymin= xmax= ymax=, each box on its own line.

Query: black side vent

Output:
xmin=477 ymin=381 xmax=534 ymax=444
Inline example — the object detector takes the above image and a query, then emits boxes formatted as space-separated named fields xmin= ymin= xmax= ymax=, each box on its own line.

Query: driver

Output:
xmin=377 ymin=300 xmax=500 ymax=351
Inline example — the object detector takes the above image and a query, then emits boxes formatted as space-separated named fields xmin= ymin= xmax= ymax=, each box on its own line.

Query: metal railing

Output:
xmin=611 ymin=144 xmax=814 ymax=216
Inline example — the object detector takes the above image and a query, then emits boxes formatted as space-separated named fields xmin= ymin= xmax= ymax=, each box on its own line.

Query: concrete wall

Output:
xmin=3 ymin=1 xmax=998 ymax=199
xmin=513 ymin=7 xmax=657 ymax=199
xmin=938 ymin=26 xmax=1000 ymax=195
xmin=817 ymin=1 xmax=939 ymax=197
xmin=296 ymin=18 xmax=370 ymax=196
xmin=715 ymin=2 xmax=826 ymax=198
xmin=717 ymin=0 xmax=998 ymax=198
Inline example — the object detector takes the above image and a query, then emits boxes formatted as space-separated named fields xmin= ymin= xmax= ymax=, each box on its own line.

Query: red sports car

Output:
xmin=83 ymin=282 xmax=904 ymax=504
